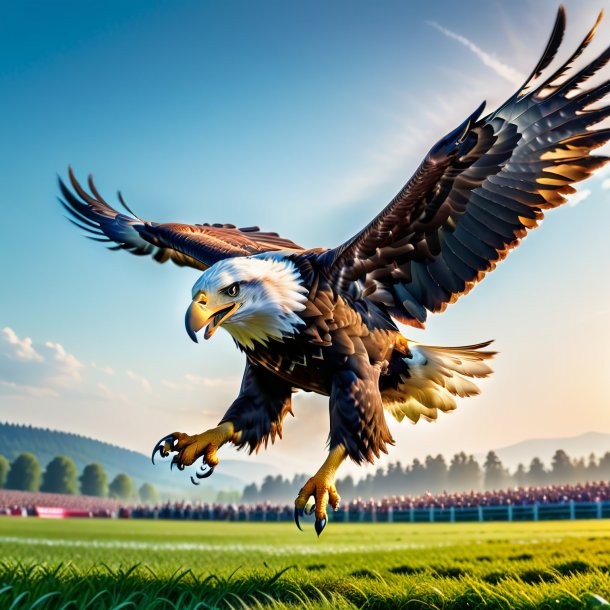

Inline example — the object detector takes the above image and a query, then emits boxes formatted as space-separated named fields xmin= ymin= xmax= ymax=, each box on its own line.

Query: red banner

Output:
xmin=35 ymin=506 xmax=66 ymax=519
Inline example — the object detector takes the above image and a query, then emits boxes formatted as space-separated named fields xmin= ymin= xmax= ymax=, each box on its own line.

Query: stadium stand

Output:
xmin=2 ymin=481 xmax=610 ymax=522
xmin=0 ymin=489 xmax=119 ymax=517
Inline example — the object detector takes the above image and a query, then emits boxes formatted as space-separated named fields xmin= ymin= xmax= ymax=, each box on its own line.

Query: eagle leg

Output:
xmin=294 ymin=445 xmax=346 ymax=536
xmin=151 ymin=423 xmax=239 ymax=482
xmin=294 ymin=356 xmax=394 ymax=533
xmin=219 ymin=362 xmax=293 ymax=453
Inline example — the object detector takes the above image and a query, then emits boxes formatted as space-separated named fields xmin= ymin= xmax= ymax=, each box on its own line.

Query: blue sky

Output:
xmin=1 ymin=0 xmax=609 ymax=482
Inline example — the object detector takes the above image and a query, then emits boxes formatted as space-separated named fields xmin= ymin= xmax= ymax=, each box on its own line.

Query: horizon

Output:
xmin=3 ymin=421 xmax=610 ymax=481
xmin=2 ymin=0 xmax=610 ymax=483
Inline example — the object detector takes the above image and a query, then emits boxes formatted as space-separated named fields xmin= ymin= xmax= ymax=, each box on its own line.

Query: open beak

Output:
xmin=185 ymin=300 xmax=241 ymax=343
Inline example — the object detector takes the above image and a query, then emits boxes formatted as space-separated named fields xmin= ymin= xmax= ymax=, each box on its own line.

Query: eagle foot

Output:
xmin=294 ymin=474 xmax=340 ymax=537
xmin=151 ymin=430 xmax=222 ymax=484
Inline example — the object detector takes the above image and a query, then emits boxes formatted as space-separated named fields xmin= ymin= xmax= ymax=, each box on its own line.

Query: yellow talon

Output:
xmin=294 ymin=445 xmax=346 ymax=535
xmin=153 ymin=422 xmax=240 ymax=470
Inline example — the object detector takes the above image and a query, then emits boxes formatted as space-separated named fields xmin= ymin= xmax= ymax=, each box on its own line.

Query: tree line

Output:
xmin=0 ymin=453 xmax=159 ymax=502
xmin=243 ymin=449 xmax=610 ymax=504
xmin=3 ymin=447 xmax=608 ymax=505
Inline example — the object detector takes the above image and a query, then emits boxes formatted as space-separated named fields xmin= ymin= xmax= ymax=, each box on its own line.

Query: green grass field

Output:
xmin=2 ymin=517 xmax=610 ymax=609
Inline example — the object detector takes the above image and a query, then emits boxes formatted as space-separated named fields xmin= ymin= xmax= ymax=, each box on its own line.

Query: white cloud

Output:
xmin=183 ymin=373 xmax=238 ymax=388
xmin=602 ymin=178 xmax=610 ymax=190
xmin=0 ymin=328 xmax=82 ymax=395
xmin=91 ymin=362 xmax=115 ymax=375
xmin=126 ymin=370 xmax=152 ymax=393
xmin=567 ymin=189 xmax=592 ymax=207
xmin=44 ymin=341 xmax=83 ymax=384
xmin=97 ymin=382 xmax=128 ymax=404
xmin=162 ymin=373 xmax=238 ymax=392
xmin=0 ymin=380 xmax=58 ymax=398
xmin=428 ymin=21 xmax=523 ymax=86
xmin=322 ymin=114 xmax=441 ymax=212
xmin=2 ymin=327 xmax=43 ymax=362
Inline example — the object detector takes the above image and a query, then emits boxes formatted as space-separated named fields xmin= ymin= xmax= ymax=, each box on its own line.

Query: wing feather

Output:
xmin=59 ymin=168 xmax=304 ymax=270
xmin=323 ymin=8 xmax=610 ymax=326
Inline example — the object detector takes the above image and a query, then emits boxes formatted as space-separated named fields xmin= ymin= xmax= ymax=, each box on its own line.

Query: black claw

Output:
xmin=314 ymin=517 xmax=327 ymax=537
xmin=305 ymin=503 xmax=315 ymax=516
xmin=190 ymin=475 xmax=200 ymax=486
xmin=170 ymin=455 xmax=185 ymax=471
xmin=151 ymin=435 xmax=175 ymax=465
xmin=195 ymin=465 xmax=215 ymax=479
xmin=294 ymin=508 xmax=304 ymax=531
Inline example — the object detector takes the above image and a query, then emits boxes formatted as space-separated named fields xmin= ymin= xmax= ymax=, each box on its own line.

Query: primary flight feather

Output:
xmin=60 ymin=7 xmax=609 ymax=535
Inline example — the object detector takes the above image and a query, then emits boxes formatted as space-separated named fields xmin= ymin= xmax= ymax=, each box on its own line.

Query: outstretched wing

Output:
xmin=323 ymin=8 xmax=610 ymax=327
xmin=59 ymin=168 xmax=304 ymax=271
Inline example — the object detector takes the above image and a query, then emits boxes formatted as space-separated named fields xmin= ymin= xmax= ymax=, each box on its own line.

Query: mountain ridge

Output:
xmin=0 ymin=422 xmax=279 ymax=499
xmin=483 ymin=431 xmax=610 ymax=470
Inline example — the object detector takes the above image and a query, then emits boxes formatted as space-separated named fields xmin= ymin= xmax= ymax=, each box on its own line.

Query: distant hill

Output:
xmin=479 ymin=432 xmax=610 ymax=470
xmin=0 ymin=423 xmax=279 ymax=500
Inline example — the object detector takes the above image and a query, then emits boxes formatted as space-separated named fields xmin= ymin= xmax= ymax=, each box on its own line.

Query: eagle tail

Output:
xmin=382 ymin=340 xmax=497 ymax=424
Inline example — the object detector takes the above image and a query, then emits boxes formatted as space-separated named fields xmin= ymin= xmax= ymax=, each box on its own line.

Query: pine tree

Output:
xmin=448 ymin=452 xmax=469 ymax=491
xmin=514 ymin=463 xmax=527 ymax=487
xmin=551 ymin=450 xmax=573 ymax=484
xmin=527 ymin=457 xmax=547 ymax=486
xmin=425 ymin=454 xmax=448 ymax=493
xmin=241 ymin=482 xmax=259 ymax=503
xmin=483 ymin=451 xmax=506 ymax=490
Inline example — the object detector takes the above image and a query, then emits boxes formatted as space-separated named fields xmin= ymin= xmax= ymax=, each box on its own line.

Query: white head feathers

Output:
xmin=191 ymin=255 xmax=308 ymax=349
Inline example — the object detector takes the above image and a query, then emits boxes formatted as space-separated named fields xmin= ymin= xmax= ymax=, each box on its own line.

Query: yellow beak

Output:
xmin=185 ymin=300 xmax=241 ymax=343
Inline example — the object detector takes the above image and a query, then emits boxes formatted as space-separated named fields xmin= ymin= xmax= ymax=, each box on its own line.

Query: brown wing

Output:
xmin=59 ymin=168 xmax=304 ymax=271
xmin=322 ymin=8 xmax=610 ymax=327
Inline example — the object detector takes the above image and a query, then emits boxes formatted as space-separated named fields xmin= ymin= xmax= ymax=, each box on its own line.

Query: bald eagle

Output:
xmin=60 ymin=8 xmax=609 ymax=535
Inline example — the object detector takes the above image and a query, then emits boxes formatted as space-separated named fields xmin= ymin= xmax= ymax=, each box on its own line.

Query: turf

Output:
xmin=2 ymin=517 xmax=610 ymax=608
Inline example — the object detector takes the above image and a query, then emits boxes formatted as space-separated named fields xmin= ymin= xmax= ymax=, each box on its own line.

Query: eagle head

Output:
xmin=185 ymin=255 xmax=308 ymax=349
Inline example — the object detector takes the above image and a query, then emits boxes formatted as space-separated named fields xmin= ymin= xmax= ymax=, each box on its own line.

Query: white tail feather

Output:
xmin=382 ymin=341 xmax=496 ymax=424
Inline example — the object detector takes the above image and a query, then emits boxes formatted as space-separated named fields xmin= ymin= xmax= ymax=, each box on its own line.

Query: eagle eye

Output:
xmin=225 ymin=282 xmax=240 ymax=297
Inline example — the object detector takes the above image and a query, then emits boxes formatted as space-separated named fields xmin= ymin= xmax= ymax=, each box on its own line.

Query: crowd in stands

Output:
xmin=128 ymin=501 xmax=294 ymax=520
xmin=351 ymin=481 xmax=610 ymax=513
xmin=3 ymin=481 xmax=610 ymax=520
xmin=0 ymin=489 xmax=120 ymax=517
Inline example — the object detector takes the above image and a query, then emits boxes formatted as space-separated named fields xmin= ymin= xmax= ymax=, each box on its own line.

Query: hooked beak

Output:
xmin=185 ymin=300 xmax=241 ymax=343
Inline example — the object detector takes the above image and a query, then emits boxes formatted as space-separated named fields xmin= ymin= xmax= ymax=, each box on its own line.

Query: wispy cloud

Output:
xmin=184 ymin=373 xmax=239 ymax=388
xmin=162 ymin=373 xmax=238 ymax=391
xmin=91 ymin=362 xmax=115 ymax=375
xmin=97 ymin=382 xmax=128 ymax=404
xmin=321 ymin=119 xmax=434 ymax=211
xmin=1 ymin=328 xmax=83 ymax=395
xmin=45 ymin=341 xmax=83 ymax=385
xmin=0 ymin=380 xmax=58 ymax=398
xmin=2 ymin=327 xmax=43 ymax=362
xmin=319 ymin=23 xmax=523 ymax=213
xmin=126 ymin=370 xmax=152 ymax=393
xmin=428 ymin=21 xmax=523 ymax=86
